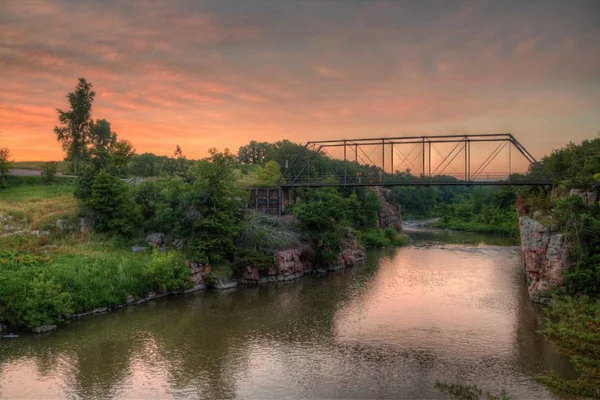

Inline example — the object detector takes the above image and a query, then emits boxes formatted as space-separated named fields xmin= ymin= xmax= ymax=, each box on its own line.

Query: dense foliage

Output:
xmin=85 ymin=170 xmax=141 ymax=237
xmin=0 ymin=246 xmax=190 ymax=329
xmin=540 ymin=137 xmax=600 ymax=188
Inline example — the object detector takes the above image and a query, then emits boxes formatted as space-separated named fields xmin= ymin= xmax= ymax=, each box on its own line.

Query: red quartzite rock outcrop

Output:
xmin=241 ymin=228 xmax=366 ymax=284
xmin=369 ymin=187 xmax=402 ymax=231
xmin=517 ymin=199 xmax=572 ymax=303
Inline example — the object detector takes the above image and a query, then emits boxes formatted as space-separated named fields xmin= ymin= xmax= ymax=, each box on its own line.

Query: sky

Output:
xmin=1 ymin=0 xmax=599 ymax=169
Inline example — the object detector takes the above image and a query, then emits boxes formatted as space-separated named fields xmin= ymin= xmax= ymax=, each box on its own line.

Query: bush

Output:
xmin=358 ymin=228 xmax=408 ymax=248
xmin=22 ymin=276 xmax=73 ymax=328
xmin=85 ymin=170 xmax=141 ymax=237
xmin=143 ymin=249 xmax=191 ymax=292
xmin=41 ymin=162 xmax=58 ymax=185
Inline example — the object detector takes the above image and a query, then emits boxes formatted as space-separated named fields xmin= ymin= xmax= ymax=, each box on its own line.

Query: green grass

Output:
xmin=427 ymin=219 xmax=518 ymax=237
xmin=357 ymin=227 xmax=409 ymax=248
xmin=0 ymin=184 xmax=78 ymax=230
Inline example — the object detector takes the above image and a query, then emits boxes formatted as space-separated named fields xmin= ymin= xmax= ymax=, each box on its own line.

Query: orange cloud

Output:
xmin=0 ymin=0 xmax=598 ymax=166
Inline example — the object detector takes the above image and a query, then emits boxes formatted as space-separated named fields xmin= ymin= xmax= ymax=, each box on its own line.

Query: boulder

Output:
xmin=32 ymin=324 xmax=57 ymax=334
xmin=241 ymin=265 xmax=260 ymax=282
xmin=146 ymin=232 xmax=165 ymax=247
xmin=332 ymin=228 xmax=366 ymax=270
xmin=172 ymin=239 xmax=186 ymax=250
xmin=215 ymin=280 xmax=238 ymax=290
xmin=56 ymin=219 xmax=70 ymax=231
xmin=275 ymin=248 xmax=305 ymax=277
xmin=188 ymin=261 xmax=211 ymax=285
xmin=80 ymin=217 xmax=94 ymax=233
xmin=132 ymin=245 xmax=148 ymax=253
xmin=569 ymin=188 xmax=600 ymax=205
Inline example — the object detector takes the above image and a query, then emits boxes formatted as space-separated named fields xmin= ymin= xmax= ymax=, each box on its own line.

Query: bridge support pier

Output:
xmin=280 ymin=186 xmax=296 ymax=215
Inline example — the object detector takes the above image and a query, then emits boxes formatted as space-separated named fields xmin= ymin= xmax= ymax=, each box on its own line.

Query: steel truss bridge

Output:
xmin=278 ymin=134 xmax=552 ymax=187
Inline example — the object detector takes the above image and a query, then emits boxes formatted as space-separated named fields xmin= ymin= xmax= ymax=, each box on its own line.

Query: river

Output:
xmin=0 ymin=229 xmax=572 ymax=399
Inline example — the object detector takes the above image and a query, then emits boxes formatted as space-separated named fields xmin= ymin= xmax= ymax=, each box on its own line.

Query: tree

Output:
xmin=164 ymin=145 xmax=188 ymax=177
xmin=0 ymin=147 xmax=12 ymax=188
xmin=88 ymin=119 xmax=116 ymax=170
xmin=85 ymin=170 xmax=140 ymax=236
xmin=237 ymin=141 xmax=274 ymax=165
xmin=256 ymin=160 xmax=281 ymax=183
xmin=54 ymin=78 xmax=95 ymax=174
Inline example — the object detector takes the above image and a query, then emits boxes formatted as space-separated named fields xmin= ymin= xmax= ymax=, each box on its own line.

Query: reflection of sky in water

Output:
xmin=0 ymin=242 xmax=569 ymax=399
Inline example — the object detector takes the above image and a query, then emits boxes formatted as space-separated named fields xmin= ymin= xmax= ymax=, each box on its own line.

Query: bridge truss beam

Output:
xmin=279 ymin=133 xmax=552 ymax=187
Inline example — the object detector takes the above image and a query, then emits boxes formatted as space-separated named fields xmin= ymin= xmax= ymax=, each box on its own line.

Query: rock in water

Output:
xmin=32 ymin=325 xmax=57 ymax=334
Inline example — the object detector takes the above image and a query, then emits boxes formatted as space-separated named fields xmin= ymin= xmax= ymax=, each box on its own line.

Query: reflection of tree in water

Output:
xmin=0 ymin=252 xmax=382 ymax=398
xmin=149 ymin=251 xmax=382 ymax=398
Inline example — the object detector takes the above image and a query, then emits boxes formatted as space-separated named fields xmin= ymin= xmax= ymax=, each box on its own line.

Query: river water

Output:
xmin=0 ymin=230 xmax=572 ymax=399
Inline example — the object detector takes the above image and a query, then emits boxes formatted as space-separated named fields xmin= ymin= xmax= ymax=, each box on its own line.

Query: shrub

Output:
xmin=143 ymin=249 xmax=191 ymax=293
xmin=359 ymin=228 xmax=408 ymax=248
xmin=41 ymin=162 xmax=58 ymax=185
xmin=22 ymin=276 xmax=73 ymax=328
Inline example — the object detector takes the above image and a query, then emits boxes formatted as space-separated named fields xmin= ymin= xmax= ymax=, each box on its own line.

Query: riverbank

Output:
xmin=0 ymin=235 xmax=569 ymax=399
xmin=0 ymin=183 xmax=407 ymax=334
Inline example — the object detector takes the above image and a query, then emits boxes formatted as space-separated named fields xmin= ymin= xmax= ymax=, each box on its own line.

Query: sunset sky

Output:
xmin=1 ymin=0 xmax=599 ymax=166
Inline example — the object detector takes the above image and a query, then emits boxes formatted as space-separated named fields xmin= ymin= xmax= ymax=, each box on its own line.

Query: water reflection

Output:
xmin=0 ymin=242 xmax=571 ymax=399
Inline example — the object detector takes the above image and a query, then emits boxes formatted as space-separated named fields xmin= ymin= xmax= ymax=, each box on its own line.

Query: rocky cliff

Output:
xmin=518 ymin=216 xmax=571 ymax=303
xmin=370 ymin=187 xmax=402 ymax=231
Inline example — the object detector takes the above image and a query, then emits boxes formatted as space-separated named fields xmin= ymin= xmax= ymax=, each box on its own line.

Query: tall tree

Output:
xmin=54 ymin=78 xmax=95 ymax=173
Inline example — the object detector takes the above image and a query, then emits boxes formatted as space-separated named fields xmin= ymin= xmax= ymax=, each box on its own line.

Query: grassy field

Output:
xmin=0 ymin=183 xmax=191 ymax=330
xmin=12 ymin=161 xmax=70 ymax=173
xmin=0 ymin=184 xmax=78 ymax=231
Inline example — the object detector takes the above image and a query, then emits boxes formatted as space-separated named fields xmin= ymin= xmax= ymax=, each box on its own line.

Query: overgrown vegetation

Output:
xmin=535 ymin=296 xmax=599 ymax=399
xmin=0 ymin=244 xmax=190 ymax=329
